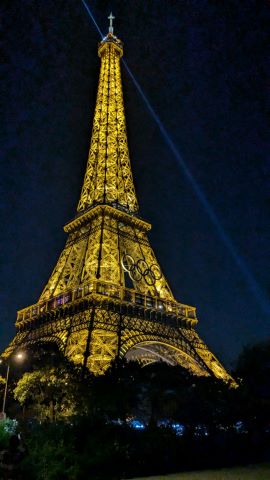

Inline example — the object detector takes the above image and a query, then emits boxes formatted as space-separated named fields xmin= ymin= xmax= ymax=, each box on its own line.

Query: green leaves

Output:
xmin=13 ymin=364 xmax=91 ymax=421
xmin=0 ymin=418 xmax=18 ymax=448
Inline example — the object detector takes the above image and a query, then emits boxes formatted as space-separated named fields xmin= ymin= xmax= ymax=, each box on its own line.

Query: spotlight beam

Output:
xmin=80 ymin=1 xmax=270 ymax=316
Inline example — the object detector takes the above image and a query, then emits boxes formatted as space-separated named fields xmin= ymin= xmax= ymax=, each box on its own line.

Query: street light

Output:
xmin=0 ymin=352 xmax=26 ymax=419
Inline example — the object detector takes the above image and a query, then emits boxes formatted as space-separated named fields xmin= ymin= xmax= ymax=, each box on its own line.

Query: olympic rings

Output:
xmin=144 ymin=268 xmax=156 ymax=286
xmin=137 ymin=259 xmax=148 ymax=275
xmin=121 ymin=254 xmax=162 ymax=286
xmin=149 ymin=263 xmax=162 ymax=281
xmin=121 ymin=254 xmax=134 ymax=271
xmin=130 ymin=266 xmax=142 ymax=282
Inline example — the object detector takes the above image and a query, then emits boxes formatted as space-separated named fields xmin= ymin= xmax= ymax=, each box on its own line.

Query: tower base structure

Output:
xmin=5 ymin=275 xmax=232 ymax=382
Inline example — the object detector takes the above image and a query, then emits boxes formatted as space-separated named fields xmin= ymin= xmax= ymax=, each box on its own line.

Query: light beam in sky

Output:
xmin=80 ymin=0 xmax=270 ymax=317
xmin=81 ymin=0 xmax=103 ymax=38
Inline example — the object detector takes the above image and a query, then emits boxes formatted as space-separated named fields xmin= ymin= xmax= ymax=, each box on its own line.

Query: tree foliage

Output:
xmin=233 ymin=339 xmax=270 ymax=430
xmin=13 ymin=343 xmax=93 ymax=421
xmin=14 ymin=367 xmax=78 ymax=420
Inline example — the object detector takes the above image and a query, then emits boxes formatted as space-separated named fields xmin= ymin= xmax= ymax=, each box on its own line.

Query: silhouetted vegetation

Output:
xmin=1 ymin=340 xmax=270 ymax=479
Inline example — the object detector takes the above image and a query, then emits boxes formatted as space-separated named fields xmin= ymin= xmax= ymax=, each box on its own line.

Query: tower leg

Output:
xmin=83 ymin=306 xmax=96 ymax=374
xmin=116 ymin=313 xmax=123 ymax=361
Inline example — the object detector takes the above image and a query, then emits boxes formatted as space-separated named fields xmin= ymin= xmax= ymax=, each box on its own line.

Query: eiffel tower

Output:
xmin=4 ymin=16 xmax=232 ymax=382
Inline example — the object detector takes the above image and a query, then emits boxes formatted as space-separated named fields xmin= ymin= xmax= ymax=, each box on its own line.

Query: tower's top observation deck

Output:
xmin=98 ymin=32 xmax=123 ymax=57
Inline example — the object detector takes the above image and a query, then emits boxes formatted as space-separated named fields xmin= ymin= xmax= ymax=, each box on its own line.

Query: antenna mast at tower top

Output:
xmin=108 ymin=12 xmax=115 ymax=34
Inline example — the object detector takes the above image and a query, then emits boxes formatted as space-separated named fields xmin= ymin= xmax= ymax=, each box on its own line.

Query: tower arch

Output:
xmin=120 ymin=334 xmax=211 ymax=376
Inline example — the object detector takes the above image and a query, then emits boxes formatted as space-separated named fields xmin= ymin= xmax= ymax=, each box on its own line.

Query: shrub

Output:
xmin=0 ymin=418 xmax=18 ymax=448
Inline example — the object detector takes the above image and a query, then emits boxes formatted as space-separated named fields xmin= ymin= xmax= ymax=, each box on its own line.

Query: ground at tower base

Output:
xmin=130 ymin=464 xmax=270 ymax=480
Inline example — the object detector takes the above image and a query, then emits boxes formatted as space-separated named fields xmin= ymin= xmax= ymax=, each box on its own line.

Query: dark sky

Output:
xmin=1 ymin=0 xmax=269 ymax=369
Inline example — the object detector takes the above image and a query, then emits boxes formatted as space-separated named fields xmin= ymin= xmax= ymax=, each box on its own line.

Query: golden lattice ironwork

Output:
xmin=77 ymin=34 xmax=138 ymax=214
xmin=3 ymin=27 xmax=234 ymax=384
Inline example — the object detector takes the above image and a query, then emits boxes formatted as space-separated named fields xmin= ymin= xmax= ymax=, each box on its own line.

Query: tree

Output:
xmin=89 ymin=358 xmax=141 ymax=422
xmin=233 ymin=340 xmax=270 ymax=431
xmin=13 ymin=363 xmax=92 ymax=421
xmin=0 ymin=375 xmax=5 ymax=392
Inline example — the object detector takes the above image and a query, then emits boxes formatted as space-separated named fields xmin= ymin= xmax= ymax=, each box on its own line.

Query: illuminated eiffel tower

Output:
xmin=4 ymin=16 xmax=232 ymax=382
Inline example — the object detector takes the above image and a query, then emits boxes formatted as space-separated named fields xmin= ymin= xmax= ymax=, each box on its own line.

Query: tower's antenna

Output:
xmin=108 ymin=12 xmax=115 ymax=34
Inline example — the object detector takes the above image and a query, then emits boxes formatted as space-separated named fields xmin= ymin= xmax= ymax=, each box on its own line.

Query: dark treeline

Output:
xmin=0 ymin=341 xmax=270 ymax=479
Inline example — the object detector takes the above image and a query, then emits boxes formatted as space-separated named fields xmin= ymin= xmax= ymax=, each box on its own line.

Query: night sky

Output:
xmin=1 ymin=1 xmax=269 ymax=369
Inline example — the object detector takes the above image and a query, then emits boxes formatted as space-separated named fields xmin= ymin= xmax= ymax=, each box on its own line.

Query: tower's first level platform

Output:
xmin=16 ymin=279 xmax=197 ymax=331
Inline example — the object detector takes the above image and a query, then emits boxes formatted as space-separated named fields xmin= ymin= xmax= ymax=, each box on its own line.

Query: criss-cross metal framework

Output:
xmin=4 ymin=30 xmax=233 ymax=383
